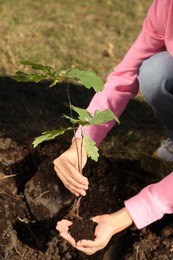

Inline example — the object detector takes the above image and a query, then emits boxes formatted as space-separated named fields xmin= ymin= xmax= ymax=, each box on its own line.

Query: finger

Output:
xmin=56 ymin=220 xmax=72 ymax=232
xmin=59 ymin=231 xmax=76 ymax=246
xmin=54 ymin=166 xmax=88 ymax=196
xmin=77 ymin=239 xmax=101 ymax=248
xmin=54 ymin=165 xmax=88 ymax=188
xmin=59 ymin=219 xmax=73 ymax=226
xmin=54 ymin=164 xmax=89 ymax=188
xmin=56 ymin=225 xmax=68 ymax=233
xmin=65 ymin=184 xmax=87 ymax=196
xmin=64 ymin=176 xmax=88 ymax=191
xmin=56 ymin=172 xmax=87 ymax=196
xmin=56 ymin=223 xmax=68 ymax=233
xmin=91 ymin=215 xmax=100 ymax=223
xmin=74 ymin=245 xmax=101 ymax=255
xmin=54 ymin=157 xmax=89 ymax=186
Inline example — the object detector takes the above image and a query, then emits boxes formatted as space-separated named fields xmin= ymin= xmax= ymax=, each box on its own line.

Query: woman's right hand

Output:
xmin=53 ymin=138 xmax=89 ymax=196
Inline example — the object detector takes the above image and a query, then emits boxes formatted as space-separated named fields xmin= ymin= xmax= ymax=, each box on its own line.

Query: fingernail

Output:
xmin=82 ymin=190 xmax=86 ymax=196
xmin=84 ymin=178 xmax=89 ymax=185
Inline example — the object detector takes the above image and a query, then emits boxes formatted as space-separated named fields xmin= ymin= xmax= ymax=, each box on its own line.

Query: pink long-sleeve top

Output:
xmin=75 ymin=0 xmax=173 ymax=229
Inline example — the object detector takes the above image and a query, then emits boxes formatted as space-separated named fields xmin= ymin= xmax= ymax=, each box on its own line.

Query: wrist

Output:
xmin=110 ymin=207 xmax=133 ymax=235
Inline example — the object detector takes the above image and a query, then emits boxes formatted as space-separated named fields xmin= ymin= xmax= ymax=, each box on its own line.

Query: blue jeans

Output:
xmin=138 ymin=51 xmax=173 ymax=139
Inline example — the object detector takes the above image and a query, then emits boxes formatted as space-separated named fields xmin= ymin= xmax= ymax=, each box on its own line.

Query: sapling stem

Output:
xmin=80 ymin=131 xmax=84 ymax=174
xmin=64 ymin=79 xmax=84 ymax=217
xmin=64 ymin=79 xmax=83 ymax=175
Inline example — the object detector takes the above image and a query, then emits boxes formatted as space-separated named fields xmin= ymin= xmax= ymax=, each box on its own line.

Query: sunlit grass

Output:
xmin=0 ymin=0 xmax=151 ymax=78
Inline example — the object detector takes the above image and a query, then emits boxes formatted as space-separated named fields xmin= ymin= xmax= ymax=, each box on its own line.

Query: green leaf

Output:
xmin=64 ymin=106 xmax=120 ymax=127
xmin=33 ymin=127 xmax=72 ymax=147
xmin=71 ymin=106 xmax=119 ymax=125
xmin=72 ymin=106 xmax=92 ymax=122
xmin=12 ymin=71 xmax=47 ymax=83
xmin=65 ymin=68 xmax=104 ymax=92
xmin=12 ymin=60 xmax=60 ymax=84
xmin=83 ymin=134 xmax=99 ymax=161
xmin=20 ymin=60 xmax=46 ymax=70
xmin=44 ymin=66 xmax=59 ymax=78
xmin=63 ymin=114 xmax=86 ymax=126
xmin=90 ymin=109 xmax=120 ymax=125
xmin=20 ymin=60 xmax=58 ymax=77
xmin=13 ymin=61 xmax=104 ymax=91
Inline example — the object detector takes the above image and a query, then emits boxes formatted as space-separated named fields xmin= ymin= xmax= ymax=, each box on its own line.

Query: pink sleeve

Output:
xmin=75 ymin=0 xmax=166 ymax=146
xmin=124 ymin=172 xmax=173 ymax=229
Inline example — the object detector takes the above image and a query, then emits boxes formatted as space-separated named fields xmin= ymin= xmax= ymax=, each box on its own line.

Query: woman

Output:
xmin=55 ymin=0 xmax=173 ymax=255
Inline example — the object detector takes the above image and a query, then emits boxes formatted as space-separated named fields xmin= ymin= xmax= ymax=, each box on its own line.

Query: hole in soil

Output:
xmin=13 ymin=220 xmax=50 ymax=251
xmin=11 ymin=152 xmax=45 ymax=194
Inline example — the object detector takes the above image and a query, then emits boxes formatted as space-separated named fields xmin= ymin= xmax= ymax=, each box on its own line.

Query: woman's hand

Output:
xmin=56 ymin=207 xmax=133 ymax=255
xmin=56 ymin=219 xmax=76 ymax=246
xmin=75 ymin=207 xmax=133 ymax=255
xmin=53 ymin=138 xmax=89 ymax=196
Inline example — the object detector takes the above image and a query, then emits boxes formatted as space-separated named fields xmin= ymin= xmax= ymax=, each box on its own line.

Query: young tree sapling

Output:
xmin=13 ymin=60 xmax=120 ymax=240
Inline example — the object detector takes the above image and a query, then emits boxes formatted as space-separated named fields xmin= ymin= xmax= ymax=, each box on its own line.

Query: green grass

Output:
xmin=0 ymin=0 xmax=151 ymax=78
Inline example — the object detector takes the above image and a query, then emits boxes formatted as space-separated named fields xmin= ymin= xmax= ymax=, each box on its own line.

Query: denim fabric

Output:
xmin=138 ymin=51 xmax=173 ymax=139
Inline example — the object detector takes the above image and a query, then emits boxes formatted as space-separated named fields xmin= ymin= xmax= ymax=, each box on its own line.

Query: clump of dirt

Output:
xmin=69 ymin=218 xmax=97 ymax=242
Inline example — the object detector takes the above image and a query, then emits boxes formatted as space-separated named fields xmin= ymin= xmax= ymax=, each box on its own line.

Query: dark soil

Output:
xmin=69 ymin=218 xmax=97 ymax=242
xmin=0 ymin=77 xmax=173 ymax=259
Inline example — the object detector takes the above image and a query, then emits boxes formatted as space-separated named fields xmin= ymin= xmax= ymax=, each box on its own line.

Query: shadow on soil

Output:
xmin=0 ymin=76 xmax=95 ymax=143
xmin=0 ymin=76 xmax=162 ymax=143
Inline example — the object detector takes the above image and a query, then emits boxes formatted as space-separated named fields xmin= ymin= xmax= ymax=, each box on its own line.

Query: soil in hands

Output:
xmin=65 ymin=196 xmax=98 ymax=243
xmin=69 ymin=217 xmax=97 ymax=242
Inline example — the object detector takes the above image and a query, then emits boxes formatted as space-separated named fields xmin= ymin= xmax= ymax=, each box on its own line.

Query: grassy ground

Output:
xmin=0 ymin=0 xmax=151 ymax=78
xmin=1 ymin=0 xmax=172 ymax=177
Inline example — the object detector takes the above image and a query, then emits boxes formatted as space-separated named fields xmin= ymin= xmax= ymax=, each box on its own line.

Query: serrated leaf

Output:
xmin=20 ymin=60 xmax=56 ymax=75
xmin=33 ymin=127 xmax=72 ymax=147
xmin=71 ymin=106 xmax=119 ymax=126
xmin=13 ymin=60 xmax=59 ymax=82
xmin=63 ymin=114 xmax=86 ymax=125
xmin=90 ymin=109 xmax=120 ymax=125
xmin=65 ymin=68 xmax=104 ymax=92
xmin=72 ymin=105 xmax=92 ymax=122
xmin=83 ymin=134 xmax=99 ymax=161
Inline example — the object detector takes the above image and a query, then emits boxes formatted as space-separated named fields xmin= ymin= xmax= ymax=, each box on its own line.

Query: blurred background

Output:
xmin=0 ymin=0 xmax=151 ymax=78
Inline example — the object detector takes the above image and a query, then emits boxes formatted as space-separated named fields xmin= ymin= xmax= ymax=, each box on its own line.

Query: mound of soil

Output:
xmin=0 ymin=136 xmax=173 ymax=260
